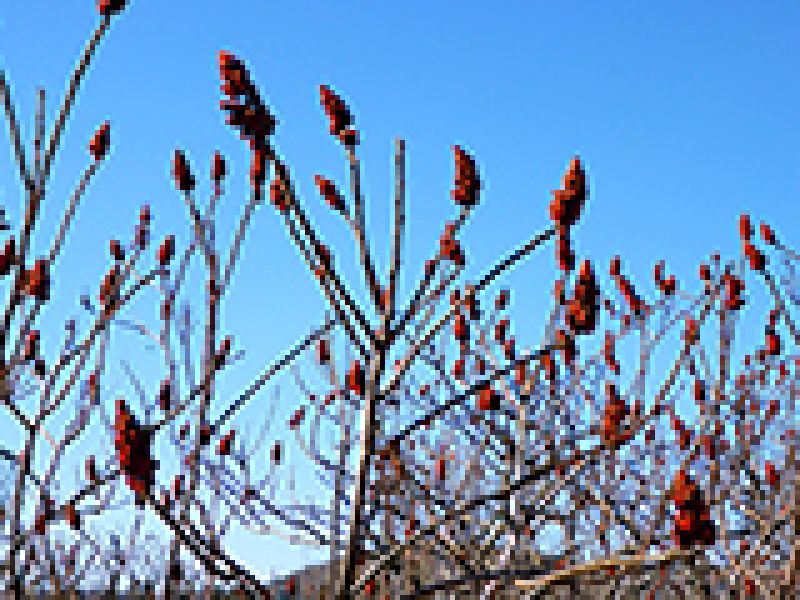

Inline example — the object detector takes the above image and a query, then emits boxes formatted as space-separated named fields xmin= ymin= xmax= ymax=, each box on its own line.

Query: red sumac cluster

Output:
xmin=671 ymin=468 xmax=715 ymax=549
xmin=451 ymin=145 xmax=480 ymax=208
xmin=566 ymin=259 xmax=600 ymax=335
xmin=114 ymin=399 xmax=157 ymax=504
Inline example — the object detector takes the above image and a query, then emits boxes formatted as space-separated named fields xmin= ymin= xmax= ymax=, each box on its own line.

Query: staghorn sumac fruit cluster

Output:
xmin=653 ymin=260 xmax=676 ymax=296
xmin=601 ymin=382 xmax=628 ymax=446
xmin=721 ymin=272 xmax=745 ymax=312
xmin=172 ymin=150 xmax=195 ymax=193
xmin=157 ymin=379 xmax=172 ymax=412
xmin=99 ymin=263 xmax=121 ymax=310
xmin=114 ymin=398 xmax=157 ymax=505
xmin=451 ymin=145 xmax=481 ymax=208
xmin=550 ymin=156 xmax=587 ymax=271
xmin=219 ymin=50 xmax=274 ymax=192
xmin=346 ymin=360 xmax=365 ymax=398
xmin=88 ymin=121 xmax=111 ymax=161
xmin=739 ymin=213 xmax=766 ymax=272
xmin=315 ymin=174 xmax=347 ymax=215
xmin=671 ymin=468 xmax=715 ymax=549
xmin=610 ymin=255 xmax=646 ymax=317
xmin=439 ymin=222 xmax=465 ymax=266
xmin=319 ymin=84 xmax=357 ymax=146
xmin=476 ymin=382 xmax=500 ymax=412
xmin=211 ymin=150 xmax=226 ymax=185
xmin=22 ymin=258 xmax=51 ymax=302
xmin=135 ymin=204 xmax=151 ymax=249
xmin=217 ymin=429 xmax=236 ymax=456
xmin=566 ymin=259 xmax=600 ymax=335
xmin=219 ymin=51 xmax=275 ymax=146
xmin=156 ymin=234 xmax=175 ymax=267
xmin=316 ymin=338 xmax=331 ymax=366
xmin=0 ymin=236 xmax=15 ymax=276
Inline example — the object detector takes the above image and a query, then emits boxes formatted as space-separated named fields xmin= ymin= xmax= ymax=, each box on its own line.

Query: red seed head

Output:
xmin=289 ymin=406 xmax=306 ymax=430
xmin=211 ymin=151 xmax=226 ymax=184
xmin=495 ymin=289 xmax=510 ymax=311
xmin=219 ymin=51 xmax=275 ymax=146
xmin=738 ymin=213 xmax=752 ymax=241
xmin=158 ymin=379 xmax=172 ymax=412
xmin=218 ymin=50 xmax=236 ymax=74
xmin=23 ymin=258 xmax=50 ymax=301
xmin=566 ymin=260 xmax=600 ymax=335
xmin=22 ymin=329 xmax=40 ymax=362
xmin=172 ymin=150 xmax=195 ymax=193
xmin=85 ymin=456 xmax=97 ymax=482
xmin=271 ymin=441 xmax=282 ymax=464
xmin=684 ymin=317 xmax=699 ymax=346
xmin=89 ymin=121 xmax=111 ymax=161
xmin=453 ymin=311 xmax=469 ymax=343
xmin=319 ymin=84 xmax=353 ymax=141
xmin=157 ymin=235 xmax=175 ymax=267
xmin=699 ymin=263 xmax=711 ymax=282
xmin=218 ymin=430 xmax=236 ymax=456
xmin=722 ymin=273 xmax=745 ymax=311
xmin=314 ymin=175 xmax=346 ymax=214
xmin=346 ymin=360 xmax=365 ymax=397
xmin=109 ymin=239 xmax=124 ymax=261
xmin=609 ymin=255 xmax=622 ymax=278
xmin=764 ymin=461 xmax=779 ymax=487
xmin=64 ymin=504 xmax=80 ymax=530
xmin=0 ymin=236 xmax=16 ymax=276
xmin=759 ymin=222 xmax=776 ymax=245
xmin=477 ymin=384 xmax=499 ymax=411
xmin=451 ymin=145 xmax=481 ymax=208
xmin=549 ymin=156 xmax=587 ymax=228
xmin=316 ymin=338 xmax=331 ymax=365
xmin=269 ymin=163 xmax=292 ymax=212
xmin=452 ymin=357 xmax=466 ymax=381
xmin=743 ymin=241 xmax=765 ymax=272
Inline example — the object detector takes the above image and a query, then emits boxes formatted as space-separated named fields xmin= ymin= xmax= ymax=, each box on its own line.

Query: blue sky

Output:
xmin=1 ymin=0 xmax=799 ymax=584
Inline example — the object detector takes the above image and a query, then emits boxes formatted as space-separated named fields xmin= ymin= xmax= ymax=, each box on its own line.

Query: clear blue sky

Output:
xmin=1 ymin=0 xmax=799 ymax=583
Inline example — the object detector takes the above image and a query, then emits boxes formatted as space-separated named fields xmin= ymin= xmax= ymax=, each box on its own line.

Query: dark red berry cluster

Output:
xmin=671 ymin=469 xmax=715 ymax=549
xmin=114 ymin=398 xmax=157 ymax=505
